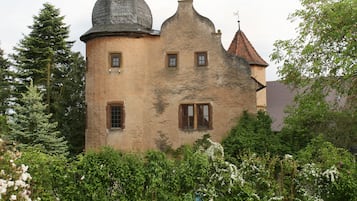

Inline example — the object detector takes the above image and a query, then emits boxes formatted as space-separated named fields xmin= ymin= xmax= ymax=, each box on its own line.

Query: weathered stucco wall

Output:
xmin=251 ymin=65 xmax=267 ymax=110
xmin=85 ymin=0 xmax=256 ymax=151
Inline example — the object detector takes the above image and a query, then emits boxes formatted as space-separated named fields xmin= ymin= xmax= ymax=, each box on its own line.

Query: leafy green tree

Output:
xmin=271 ymin=0 xmax=357 ymax=152
xmin=7 ymin=82 xmax=68 ymax=155
xmin=271 ymin=0 xmax=357 ymax=99
xmin=222 ymin=111 xmax=283 ymax=159
xmin=11 ymin=3 xmax=86 ymax=154
xmin=281 ymin=91 xmax=357 ymax=153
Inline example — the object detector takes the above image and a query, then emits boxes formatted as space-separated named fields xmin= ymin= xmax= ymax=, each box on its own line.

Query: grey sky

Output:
xmin=0 ymin=0 xmax=301 ymax=81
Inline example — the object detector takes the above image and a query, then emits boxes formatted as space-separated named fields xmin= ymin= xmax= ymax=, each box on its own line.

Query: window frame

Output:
xmin=179 ymin=103 xmax=212 ymax=131
xmin=167 ymin=53 xmax=178 ymax=68
xmin=195 ymin=52 xmax=208 ymax=67
xmin=110 ymin=53 xmax=122 ymax=68
xmin=106 ymin=102 xmax=125 ymax=130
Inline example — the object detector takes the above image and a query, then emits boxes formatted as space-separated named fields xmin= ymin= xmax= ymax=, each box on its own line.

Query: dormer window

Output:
xmin=110 ymin=53 xmax=121 ymax=68
xmin=196 ymin=52 xmax=208 ymax=66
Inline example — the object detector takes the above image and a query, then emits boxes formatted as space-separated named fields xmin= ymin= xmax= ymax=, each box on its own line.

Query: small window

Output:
xmin=107 ymin=102 xmax=125 ymax=129
xmin=110 ymin=53 xmax=121 ymax=68
xmin=167 ymin=54 xmax=178 ymax=67
xmin=196 ymin=52 xmax=208 ymax=66
xmin=179 ymin=103 xmax=212 ymax=130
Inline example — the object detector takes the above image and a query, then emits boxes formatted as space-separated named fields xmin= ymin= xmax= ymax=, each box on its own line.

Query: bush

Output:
xmin=222 ymin=111 xmax=283 ymax=160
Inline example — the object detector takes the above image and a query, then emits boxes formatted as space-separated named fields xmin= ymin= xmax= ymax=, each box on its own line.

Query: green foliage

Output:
xmin=280 ymin=92 xmax=331 ymax=154
xmin=222 ymin=111 xmax=282 ymax=159
xmin=297 ymin=136 xmax=357 ymax=201
xmin=271 ymin=0 xmax=357 ymax=97
xmin=11 ymin=3 xmax=86 ymax=155
xmin=0 ymin=47 xmax=13 ymax=115
xmin=281 ymin=92 xmax=357 ymax=153
xmin=18 ymin=149 xmax=70 ymax=200
xmin=1 ymin=136 xmax=355 ymax=201
xmin=7 ymin=83 xmax=68 ymax=155
xmin=53 ymin=52 xmax=86 ymax=155
xmin=12 ymin=3 xmax=72 ymax=99
xmin=0 ymin=115 xmax=9 ymax=136
xmin=0 ymin=138 xmax=33 ymax=201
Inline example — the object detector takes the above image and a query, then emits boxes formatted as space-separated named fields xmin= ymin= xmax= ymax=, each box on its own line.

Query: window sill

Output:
xmin=108 ymin=128 xmax=124 ymax=132
xmin=108 ymin=68 xmax=121 ymax=74
xmin=180 ymin=128 xmax=212 ymax=132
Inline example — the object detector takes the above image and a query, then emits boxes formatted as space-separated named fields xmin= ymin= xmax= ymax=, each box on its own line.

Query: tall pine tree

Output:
xmin=54 ymin=52 xmax=86 ymax=154
xmin=0 ymin=47 xmax=12 ymax=115
xmin=12 ymin=3 xmax=86 ymax=154
xmin=12 ymin=3 xmax=72 ymax=106
xmin=8 ymin=82 xmax=68 ymax=155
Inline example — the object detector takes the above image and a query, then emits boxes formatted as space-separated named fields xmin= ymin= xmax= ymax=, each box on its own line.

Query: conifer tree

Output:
xmin=12 ymin=3 xmax=73 ymax=107
xmin=54 ymin=52 xmax=86 ymax=154
xmin=8 ymin=82 xmax=68 ymax=155
xmin=0 ymin=47 xmax=12 ymax=115
xmin=11 ymin=3 xmax=86 ymax=154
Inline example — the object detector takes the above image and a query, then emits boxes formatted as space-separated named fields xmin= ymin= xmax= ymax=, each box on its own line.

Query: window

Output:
xmin=110 ymin=53 xmax=121 ymax=68
xmin=196 ymin=52 xmax=208 ymax=66
xmin=107 ymin=102 xmax=125 ymax=129
xmin=167 ymin=53 xmax=178 ymax=67
xmin=181 ymin=104 xmax=195 ymax=129
xmin=179 ymin=103 xmax=212 ymax=130
xmin=197 ymin=104 xmax=210 ymax=129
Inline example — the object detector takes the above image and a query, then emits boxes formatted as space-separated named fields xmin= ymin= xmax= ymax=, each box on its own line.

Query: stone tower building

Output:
xmin=81 ymin=0 xmax=265 ymax=151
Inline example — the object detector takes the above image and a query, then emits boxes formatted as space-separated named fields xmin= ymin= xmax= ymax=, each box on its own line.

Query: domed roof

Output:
xmin=81 ymin=0 xmax=157 ymax=42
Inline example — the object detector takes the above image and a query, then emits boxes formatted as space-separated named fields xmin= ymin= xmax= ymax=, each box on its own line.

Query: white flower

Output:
xmin=15 ymin=180 xmax=27 ymax=188
xmin=80 ymin=175 xmax=85 ymax=180
xmin=10 ymin=194 xmax=17 ymax=200
xmin=284 ymin=154 xmax=293 ymax=160
xmin=0 ymin=179 xmax=7 ymax=194
xmin=322 ymin=165 xmax=339 ymax=182
xmin=7 ymin=180 xmax=15 ymax=187
xmin=21 ymin=172 xmax=32 ymax=182
xmin=21 ymin=164 xmax=29 ymax=172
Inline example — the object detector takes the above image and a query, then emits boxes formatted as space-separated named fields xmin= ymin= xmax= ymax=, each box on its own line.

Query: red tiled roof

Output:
xmin=228 ymin=30 xmax=268 ymax=67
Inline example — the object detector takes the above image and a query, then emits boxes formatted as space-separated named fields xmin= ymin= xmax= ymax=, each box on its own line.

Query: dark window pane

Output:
xmin=196 ymin=52 xmax=207 ymax=66
xmin=197 ymin=104 xmax=210 ymax=129
xmin=111 ymin=105 xmax=122 ymax=128
xmin=111 ymin=54 xmax=121 ymax=67
xmin=182 ymin=104 xmax=194 ymax=129
xmin=168 ymin=54 xmax=177 ymax=67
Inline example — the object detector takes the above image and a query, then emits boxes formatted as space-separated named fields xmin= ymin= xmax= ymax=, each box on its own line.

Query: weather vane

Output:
xmin=233 ymin=11 xmax=240 ymax=30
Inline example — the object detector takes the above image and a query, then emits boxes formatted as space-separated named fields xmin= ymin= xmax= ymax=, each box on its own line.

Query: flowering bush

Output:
xmin=0 ymin=139 xmax=32 ymax=201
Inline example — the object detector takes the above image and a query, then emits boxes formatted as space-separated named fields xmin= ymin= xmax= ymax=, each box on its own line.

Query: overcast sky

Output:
xmin=0 ymin=0 xmax=301 ymax=81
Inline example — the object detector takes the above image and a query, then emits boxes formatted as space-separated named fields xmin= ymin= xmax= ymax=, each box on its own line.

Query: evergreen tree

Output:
xmin=11 ymin=3 xmax=86 ymax=154
xmin=12 ymin=3 xmax=73 ymax=107
xmin=54 ymin=52 xmax=86 ymax=154
xmin=8 ymin=82 xmax=68 ymax=155
xmin=0 ymin=47 xmax=12 ymax=115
